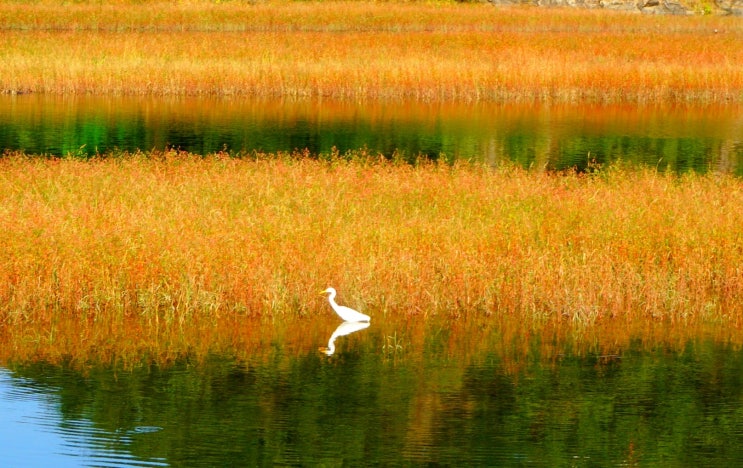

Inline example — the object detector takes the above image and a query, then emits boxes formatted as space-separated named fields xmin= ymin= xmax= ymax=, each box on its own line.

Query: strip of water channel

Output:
xmin=2 ymin=95 xmax=741 ymax=173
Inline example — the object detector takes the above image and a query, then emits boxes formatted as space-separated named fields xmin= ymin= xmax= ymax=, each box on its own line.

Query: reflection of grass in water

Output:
xmin=383 ymin=332 xmax=405 ymax=359
xmin=1 ymin=150 xmax=742 ymax=365
xmin=1 ymin=2 xmax=741 ymax=103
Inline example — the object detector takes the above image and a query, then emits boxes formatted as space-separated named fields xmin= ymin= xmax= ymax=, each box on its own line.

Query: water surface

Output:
xmin=2 ymin=322 xmax=743 ymax=466
xmin=1 ymin=95 xmax=741 ymax=173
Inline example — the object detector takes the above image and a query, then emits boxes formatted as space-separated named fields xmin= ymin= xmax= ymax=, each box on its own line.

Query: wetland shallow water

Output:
xmin=2 ymin=320 xmax=743 ymax=466
xmin=1 ymin=95 xmax=742 ymax=174
xmin=2 ymin=94 xmax=743 ymax=465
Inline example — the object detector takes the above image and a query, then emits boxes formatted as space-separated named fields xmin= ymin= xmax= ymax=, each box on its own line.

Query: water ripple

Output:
xmin=0 ymin=369 xmax=167 ymax=467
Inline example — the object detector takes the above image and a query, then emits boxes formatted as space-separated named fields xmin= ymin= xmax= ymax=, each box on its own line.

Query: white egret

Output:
xmin=320 ymin=287 xmax=371 ymax=322
xmin=320 ymin=321 xmax=370 ymax=356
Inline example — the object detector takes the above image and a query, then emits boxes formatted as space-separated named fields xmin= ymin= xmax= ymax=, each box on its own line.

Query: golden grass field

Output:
xmin=1 ymin=1 xmax=743 ymax=365
xmin=0 ymin=152 xmax=742 ymax=365
xmin=1 ymin=0 xmax=742 ymax=103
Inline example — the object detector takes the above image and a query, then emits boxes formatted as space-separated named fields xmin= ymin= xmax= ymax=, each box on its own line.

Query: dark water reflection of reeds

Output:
xmin=2 ymin=317 xmax=743 ymax=466
xmin=1 ymin=95 xmax=742 ymax=174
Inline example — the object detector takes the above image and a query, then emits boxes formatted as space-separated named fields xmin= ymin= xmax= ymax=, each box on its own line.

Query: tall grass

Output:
xmin=0 ymin=151 xmax=742 ymax=364
xmin=1 ymin=1 xmax=741 ymax=103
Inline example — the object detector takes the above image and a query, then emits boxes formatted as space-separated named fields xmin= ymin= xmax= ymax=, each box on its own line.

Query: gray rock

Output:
xmin=487 ymin=0 xmax=736 ymax=14
xmin=602 ymin=0 xmax=641 ymax=10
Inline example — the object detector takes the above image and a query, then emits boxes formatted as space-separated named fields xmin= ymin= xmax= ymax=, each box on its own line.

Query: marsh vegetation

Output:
xmin=0 ymin=0 xmax=740 ymax=365
xmin=1 ymin=1 xmax=742 ymax=103
xmin=0 ymin=151 xmax=741 ymax=364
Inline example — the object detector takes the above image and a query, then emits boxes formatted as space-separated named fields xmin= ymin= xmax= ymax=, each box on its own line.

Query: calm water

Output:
xmin=1 ymin=95 xmax=742 ymax=173
xmin=2 ymin=322 xmax=743 ymax=466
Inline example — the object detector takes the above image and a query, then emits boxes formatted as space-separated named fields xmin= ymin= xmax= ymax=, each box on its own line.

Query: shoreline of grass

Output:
xmin=1 ymin=1 xmax=742 ymax=104
xmin=1 ymin=150 xmax=742 ymax=364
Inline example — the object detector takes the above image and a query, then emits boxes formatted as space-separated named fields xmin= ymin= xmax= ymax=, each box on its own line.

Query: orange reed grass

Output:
xmin=0 ymin=1 xmax=741 ymax=103
xmin=0 ymin=152 xmax=743 ymax=362
xmin=0 ymin=151 xmax=742 ymax=365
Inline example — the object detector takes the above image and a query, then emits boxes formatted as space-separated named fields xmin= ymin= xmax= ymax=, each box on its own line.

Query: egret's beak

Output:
xmin=319 ymin=289 xmax=328 ymax=295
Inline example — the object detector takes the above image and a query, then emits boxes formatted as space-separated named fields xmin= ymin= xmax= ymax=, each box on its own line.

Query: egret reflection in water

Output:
xmin=320 ymin=321 xmax=370 ymax=356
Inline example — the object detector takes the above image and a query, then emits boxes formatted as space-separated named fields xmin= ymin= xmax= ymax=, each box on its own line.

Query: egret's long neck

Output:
xmin=328 ymin=291 xmax=338 ymax=309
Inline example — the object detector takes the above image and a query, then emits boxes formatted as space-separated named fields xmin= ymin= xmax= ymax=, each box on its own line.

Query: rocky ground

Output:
xmin=487 ymin=0 xmax=742 ymax=15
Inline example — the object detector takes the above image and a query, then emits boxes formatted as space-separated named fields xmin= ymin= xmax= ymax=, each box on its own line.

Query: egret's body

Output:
xmin=320 ymin=287 xmax=370 ymax=322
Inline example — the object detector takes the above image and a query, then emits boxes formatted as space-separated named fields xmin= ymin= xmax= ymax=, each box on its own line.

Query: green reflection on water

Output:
xmin=1 ymin=95 xmax=741 ymax=174
xmin=4 ymin=335 xmax=743 ymax=466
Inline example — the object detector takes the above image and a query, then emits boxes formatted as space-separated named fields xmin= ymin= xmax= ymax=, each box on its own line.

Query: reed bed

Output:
xmin=0 ymin=151 xmax=742 ymax=364
xmin=1 ymin=1 xmax=742 ymax=103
